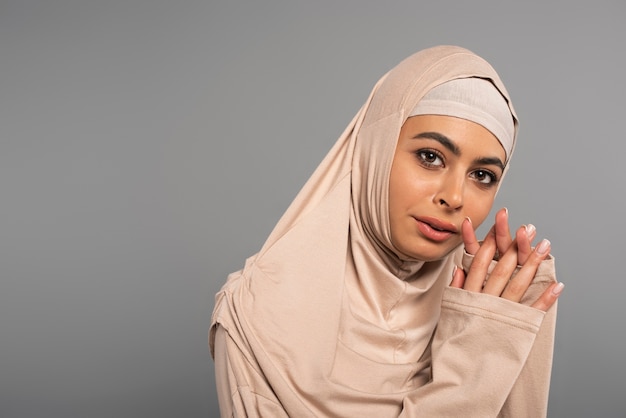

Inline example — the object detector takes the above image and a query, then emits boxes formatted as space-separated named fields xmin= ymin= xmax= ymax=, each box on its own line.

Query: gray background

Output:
xmin=1 ymin=1 xmax=624 ymax=417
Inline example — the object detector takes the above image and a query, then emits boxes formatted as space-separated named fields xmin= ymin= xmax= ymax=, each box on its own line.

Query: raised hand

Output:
xmin=450 ymin=208 xmax=563 ymax=312
xmin=462 ymin=208 xmax=536 ymax=264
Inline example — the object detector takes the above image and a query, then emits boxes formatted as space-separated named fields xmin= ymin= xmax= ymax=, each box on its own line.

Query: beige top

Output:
xmin=210 ymin=45 xmax=557 ymax=417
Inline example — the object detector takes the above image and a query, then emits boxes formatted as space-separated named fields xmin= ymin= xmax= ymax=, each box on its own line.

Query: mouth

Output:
xmin=414 ymin=216 xmax=458 ymax=242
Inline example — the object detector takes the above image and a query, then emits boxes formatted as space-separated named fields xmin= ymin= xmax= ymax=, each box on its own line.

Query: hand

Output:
xmin=450 ymin=208 xmax=563 ymax=312
xmin=462 ymin=208 xmax=536 ymax=265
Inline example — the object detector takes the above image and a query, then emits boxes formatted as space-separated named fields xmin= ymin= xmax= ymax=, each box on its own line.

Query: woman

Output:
xmin=210 ymin=45 xmax=562 ymax=417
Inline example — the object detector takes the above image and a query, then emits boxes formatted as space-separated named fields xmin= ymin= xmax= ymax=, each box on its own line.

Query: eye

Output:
xmin=416 ymin=149 xmax=444 ymax=167
xmin=470 ymin=169 xmax=498 ymax=185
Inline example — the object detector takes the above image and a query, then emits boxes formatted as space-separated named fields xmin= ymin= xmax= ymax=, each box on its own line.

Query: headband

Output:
xmin=409 ymin=77 xmax=515 ymax=159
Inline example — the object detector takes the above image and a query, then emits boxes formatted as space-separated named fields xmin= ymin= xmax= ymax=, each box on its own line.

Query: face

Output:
xmin=388 ymin=114 xmax=506 ymax=261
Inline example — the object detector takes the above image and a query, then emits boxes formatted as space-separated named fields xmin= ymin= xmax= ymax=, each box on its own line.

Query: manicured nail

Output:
xmin=525 ymin=224 xmax=536 ymax=237
xmin=536 ymin=239 xmax=551 ymax=255
xmin=551 ymin=282 xmax=565 ymax=296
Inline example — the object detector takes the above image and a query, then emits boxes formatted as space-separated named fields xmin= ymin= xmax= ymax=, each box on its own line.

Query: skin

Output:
xmin=452 ymin=213 xmax=563 ymax=311
xmin=389 ymin=114 xmax=506 ymax=261
xmin=389 ymin=114 xmax=562 ymax=312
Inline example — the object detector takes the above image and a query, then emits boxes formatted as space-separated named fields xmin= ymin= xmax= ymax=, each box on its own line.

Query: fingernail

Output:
xmin=504 ymin=207 xmax=508 ymax=216
xmin=525 ymin=224 xmax=536 ymax=237
xmin=551 ymin=282 xmax=565 ymax=296
xmin=536 ymin=239 xmax=551 ymax=255
xmin=465 ymin=216 xmax=472 ymax=225
xmin=452 ymin=265 xmax=457 ymax=276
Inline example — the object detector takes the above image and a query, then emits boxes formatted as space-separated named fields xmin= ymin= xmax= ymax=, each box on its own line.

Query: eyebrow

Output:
xmin=412 ymin=131 xmax=505 ymax=171
xmin=474 ymin=156 xmax=505 ymax=171
xmin=413 ymin=132 xmax=460 ymax=155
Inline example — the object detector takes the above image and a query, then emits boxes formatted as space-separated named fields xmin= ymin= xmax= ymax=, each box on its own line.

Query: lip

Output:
xmin=414 ymin=216 xmax=459 ymax=242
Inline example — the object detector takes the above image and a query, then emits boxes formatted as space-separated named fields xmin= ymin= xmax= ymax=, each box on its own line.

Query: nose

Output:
xmin=434 ymin=173 xmax=464 ymax=210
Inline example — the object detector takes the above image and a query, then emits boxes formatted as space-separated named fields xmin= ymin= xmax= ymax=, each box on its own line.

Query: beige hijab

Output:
xmin=211 ymin=45 xmax=518 ymax=416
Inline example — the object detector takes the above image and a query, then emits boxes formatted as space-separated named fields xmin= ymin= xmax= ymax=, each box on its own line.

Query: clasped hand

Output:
xmin=449 ymin=208 xmax=563 ymax=312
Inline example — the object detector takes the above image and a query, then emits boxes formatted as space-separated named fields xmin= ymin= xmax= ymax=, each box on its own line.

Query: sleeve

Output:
xmin=399 ymin=254 xmax=557 ymax=418
xmin=210 ymin=269 xmax=292 ymax=418
xmin=495 ymin=254 xmax=558 ymax=418
xmin=212 ymin=324 xmax=290 ymax=418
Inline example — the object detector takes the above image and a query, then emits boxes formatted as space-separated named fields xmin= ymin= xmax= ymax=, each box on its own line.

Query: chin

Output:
xmin=398 ymin=242 xmax=461 ymax=262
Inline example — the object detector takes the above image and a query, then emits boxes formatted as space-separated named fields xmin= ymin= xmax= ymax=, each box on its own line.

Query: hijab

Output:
xmin=211 ymin=45 xmax=518 ymax=416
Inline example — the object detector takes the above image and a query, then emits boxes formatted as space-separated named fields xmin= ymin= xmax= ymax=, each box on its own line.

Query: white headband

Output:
xmin=409 ymin=78 xmax=515 ymax=159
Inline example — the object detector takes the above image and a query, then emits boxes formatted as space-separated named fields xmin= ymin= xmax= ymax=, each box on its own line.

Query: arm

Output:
xmin=400 ymin=292 xmax=546 ymax=417
xmin=212 ymin=324 xmax=291 ymax=418
xmin=400 ymin=210 xmax=561 ymax=417
xmin=497 ymin=259 xmax=558 ymax=417
xmin=210 ymin=269 xmax=293 ymax=418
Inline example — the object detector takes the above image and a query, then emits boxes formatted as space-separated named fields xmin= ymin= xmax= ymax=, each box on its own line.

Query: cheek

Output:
xmin=389 ymin=161 xmax=426 ymax=212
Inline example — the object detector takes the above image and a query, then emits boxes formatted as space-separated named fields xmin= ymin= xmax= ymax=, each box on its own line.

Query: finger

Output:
xmin=462 ymin=217 xmax=480 ymax=255
xmin=531 ymin=282 xmax=564 ymax=311
xmin=449 ymin=266 xmax=466 ymax=288
xmin=482 ymin=243 xmax=520 ymax=296
xmin=463 ymin=229 xmax=497 ymax=292
xmin=495 ymin=208 xmax=513 ymax=257
xmin=516 ymin=224 xmax=535 ymax=265
xmin=501 ymin=239 xmax=551 ymax=303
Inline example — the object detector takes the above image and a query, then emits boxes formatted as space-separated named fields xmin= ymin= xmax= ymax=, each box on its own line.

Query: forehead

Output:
xmin=399 ymin=115 xmax=506 ymax=161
